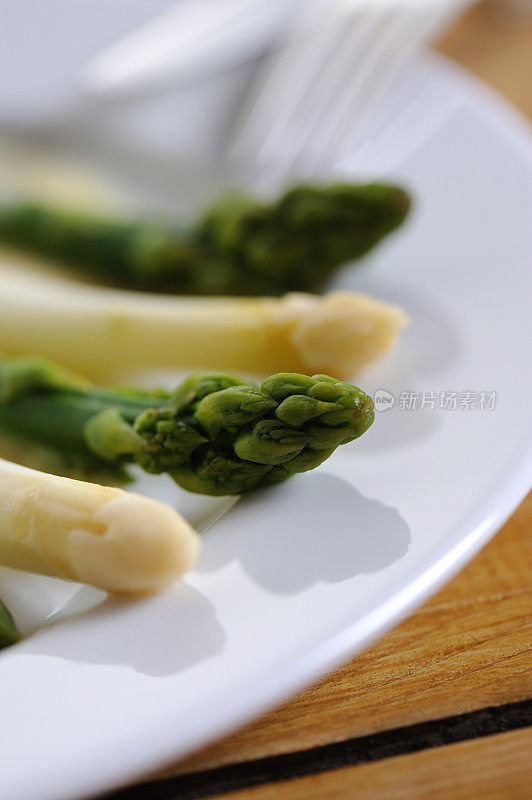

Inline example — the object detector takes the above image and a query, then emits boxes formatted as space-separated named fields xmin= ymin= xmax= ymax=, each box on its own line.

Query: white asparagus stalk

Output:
xmin=0 ymin=145 xmax=121 ymax=210
xmin=0 ymin=260 xmax=407 ymax=382
xmin=0 ymin=457 xmax=200 ymax=593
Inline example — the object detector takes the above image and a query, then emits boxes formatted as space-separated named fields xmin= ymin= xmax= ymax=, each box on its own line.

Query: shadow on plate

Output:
xmin=354 ymin=406 xmax=439 ymax=454
xmin=9 ymin=582 xmax=225 ymax=677
xmin=197 ymin=473 xmax=411 ymax=594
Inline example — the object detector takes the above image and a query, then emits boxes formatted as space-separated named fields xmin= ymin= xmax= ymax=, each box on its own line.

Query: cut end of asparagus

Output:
xmin=277 ymin=291 xmax=409 ymax=380
xmin=68 ymin=493 xmax=200 ymax=594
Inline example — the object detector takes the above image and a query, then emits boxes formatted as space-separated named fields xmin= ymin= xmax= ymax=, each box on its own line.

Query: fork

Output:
xmin=230 ymin=0 xmax=470 ymax=174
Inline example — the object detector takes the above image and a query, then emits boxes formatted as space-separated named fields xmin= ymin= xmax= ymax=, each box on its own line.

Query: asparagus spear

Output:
xmin=0 ymin=261 xmax=408 ymax=382
xmin=0 ymin=356 xmax=374 ymax=497
xmin=0 ymin=183 xmax=410 ymax=295
xmin=0 ymin=598 xmax=21 ymax=650
xmin=0 ymin=455 xmax=199 ymax=593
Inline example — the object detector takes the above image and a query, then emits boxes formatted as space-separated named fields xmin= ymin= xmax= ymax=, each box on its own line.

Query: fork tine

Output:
xmin=230 ymin=0 xmax=467 ymax=175
xmin=230 ymin=9 xmax=346 ymax=167
xmin=231 ymin=0 xmax=402 ymax=172
xmin=264 ymin=7 xmax=392 ymax=169
xmin=323 ymin=1 xmax=467 ymax=166
xmin=278 ymin=1 xmax=402 ymax=173
xmin=303 ymin=2 xmax=423 ymax=168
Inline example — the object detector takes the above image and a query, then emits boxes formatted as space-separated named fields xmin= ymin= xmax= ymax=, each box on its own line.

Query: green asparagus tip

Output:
xmin=0 ymin=181 xmax=411 ymax=295
xmin=200 ymin=182 xmax=412 ymax=293
xmin=133 ymin=372 xmax=375 ymax=495
xmin=0 ymin=358 xmax=375 ymax=496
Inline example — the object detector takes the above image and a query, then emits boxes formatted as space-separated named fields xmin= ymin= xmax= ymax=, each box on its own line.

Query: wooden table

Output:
xmin=110 ymin=6 xmax=532 ymax=799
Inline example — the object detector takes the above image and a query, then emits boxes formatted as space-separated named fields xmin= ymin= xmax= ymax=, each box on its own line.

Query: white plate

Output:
xmin=0 ymin=54 xmax=531 ymax=800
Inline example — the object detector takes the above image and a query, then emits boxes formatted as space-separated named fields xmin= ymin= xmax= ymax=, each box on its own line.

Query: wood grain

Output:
xmin=159 ymin=493 xmax=532 ymax=778
xmin=221 ymin=729 xmax=532 ymax=800
xmin=437 ymin=2 xmax=532 ymax=118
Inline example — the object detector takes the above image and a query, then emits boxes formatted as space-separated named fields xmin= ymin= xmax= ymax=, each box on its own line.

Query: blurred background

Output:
xmin=0 ymin=0 xmax=530 ymax=217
